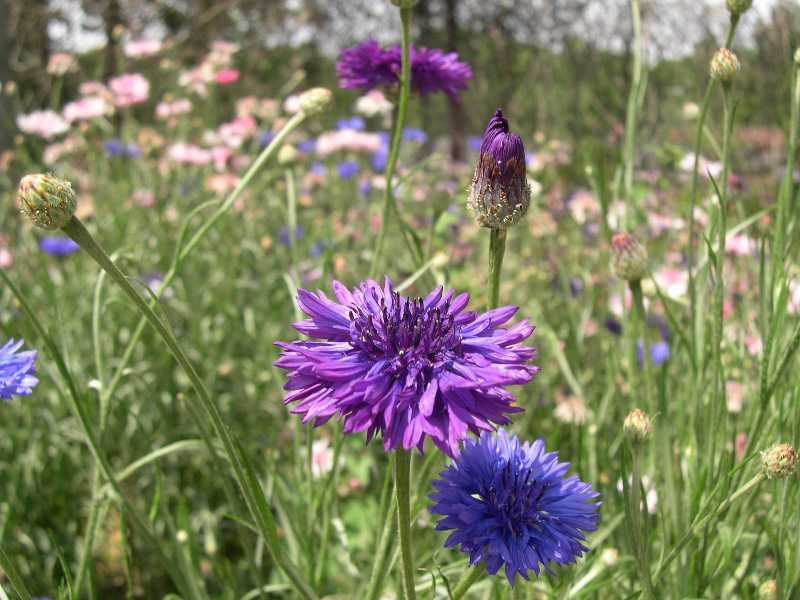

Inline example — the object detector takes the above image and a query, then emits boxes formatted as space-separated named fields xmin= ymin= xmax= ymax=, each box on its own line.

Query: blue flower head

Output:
xmin=337 ymin=116 xmax=366 ymax=131
xmin=0 ymin=339 xmax=39 ymax=400
xmin=403 ymin=127 xmax=428 ymax=143
xmin=337 ymin=160 xmax=360 ymax=179
xmin=430 ymin=428 xmax=600 ymax=584
xmin=40 ymin=236 xmax=80 ymax=256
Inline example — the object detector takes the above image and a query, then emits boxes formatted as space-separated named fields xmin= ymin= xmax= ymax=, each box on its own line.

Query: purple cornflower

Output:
xmin=359 ymin=178 xmax=372 ymax=197
xmin=467 ymin=110 xmax=530 ymax=229
xmin=275 ymin=279 xmax=538 ymax=456
xmin=372 ymin=131 xmax=391 ymax=172
xmin=337 ymin=116 xmax=366 ymax=131
xmin=337 ymin=160 xmax=360 ymax=179
xmin=259 ymin=130 xmax=276 ymax=148
xmin=104 ymin=138 xmax=142 ymax=158
xmin=310 ymin=161 xmax=327 ymax=177
xmin=337 ymin=40 xmax=473 ymax=101
xmin=298 ymin=138 xmax=317 ymax=154
xmin=279 ymin=225 xmax=305 ymax=247
xmin=403 ymin=127 xmax=428 ymax=143
xmin=637 ymin=340 xmax=671 ymax=366
xmin=0 ymin=339 xmax=39 ymax=400
xmin=40 ymin=236 xmax=79 ymax=256
xmin=430 ymin=429 xmax=600 ymax=584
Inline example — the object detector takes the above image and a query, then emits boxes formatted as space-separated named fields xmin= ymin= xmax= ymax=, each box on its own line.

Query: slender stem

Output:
xmin=488 ymin=228 xmax=507 ymax=309
xmin=630 ymin=280 xmax=654 ymax=414
xmin=60 ymin=217 xmax=318 ymax=600
xmin=630 ymin=448 xmax=656 ymax=599
xmin=451 ymin=565 xmax=487 ymax=600
xmin=370 ymin=6 xmax=413 ymax=277
xmin=622 ymin=0 xmax=645 ymax=227
xmin=394 ymin=451 xmax=416 ymax=600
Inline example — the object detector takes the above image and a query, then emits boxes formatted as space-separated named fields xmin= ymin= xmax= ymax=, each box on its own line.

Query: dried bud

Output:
xmin=710 ymin=48 xmax=740 ymax=83
xmin=757 ymin=580 xmax=778 ymax=600
xmin=761 ymin=443 xmax=798 ymax=479
xmin=611 ymin=232 xmax=648 ymax=282
xmin=467 ymin=109 xmax=530 ymax=229
xmin=623 ymin=408 xmax=653 ymax=444
xmin=16 ymin=173 xmax=77 ymax=230
xmin=297 ymin=87 xmax=332 ymax=116
xmin=278 ymin=144 xmax=299 ymax=165
xmin=726 ymin=0 xmax=752 ymax=15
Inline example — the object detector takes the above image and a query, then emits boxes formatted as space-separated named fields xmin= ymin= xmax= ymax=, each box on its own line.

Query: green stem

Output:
xmin=488 ymin=228 xmax=507 ymax=309
xmin=451 ymin=565 xmax=487 ymax=600
xmin=622 ymin=0 xmax=645 ymax=227
xmin=394 ymin=451 xmax=416 ymax=600
xmin=370 ymin=6 xmax=413 ymax=277
xmin=630 ymin=447 xmax=656 ymax=599
xmin=630 ymin=280 xmax=654 ymax=414
xmin=60 ymin=217 xmax=317 ymax=600
xmin=364 ymin=467 xmax=397 ymax=600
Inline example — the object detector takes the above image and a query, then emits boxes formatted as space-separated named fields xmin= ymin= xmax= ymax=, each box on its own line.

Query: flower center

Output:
xmin=478 ymin=462 xmax=547 ymax=538
xmin=349 ymin=291 xmax=461 ymax=378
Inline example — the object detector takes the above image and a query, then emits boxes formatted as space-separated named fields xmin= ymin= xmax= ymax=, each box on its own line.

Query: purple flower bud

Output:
xmin=467 ymin=110 xmax=530 ymax=229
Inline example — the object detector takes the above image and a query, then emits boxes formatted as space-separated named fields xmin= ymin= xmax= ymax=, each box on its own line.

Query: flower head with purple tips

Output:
xmin=0 ymin=339 xmax=39 ymax=400
xmin=430 ymin=428 xmax=600 ymax=584
xmin=275 ymin=279 xmax=538 ymax=457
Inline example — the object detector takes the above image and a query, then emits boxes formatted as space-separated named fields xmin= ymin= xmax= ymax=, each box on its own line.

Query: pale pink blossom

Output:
xmin=178 ymin=64 xmax=216 ymax=96
xmin=47 ymin=52 xmax=77 ymax=75
xmin=109 ymin=73 xmax=150 ymax=107
xmin=568 ymin=190 xmax=600 ymax=225
xmin=725 ymin=234 xmax=756 ymax=257
xmin=63 ymin=96 xmax=112 ymax=122
xmin=311 ymin=438 xmax=334 ymax=478
xmin=745 ymin=335 xmax=763 ymax=356
xmin=679 ymin=153 xmax=723 ymax=179
xmin=283 ymin=94 xmax=302 ymax=114
xmin=17 ymin=110 xmax=69 ymax=139
xmin=0 ymin=248 xmax=13 ymax=268
xmin=789 ymin=279 xmax=800 ymax=314
xmin=648 ymin=212 xmax=685 ymax=236
xmin=167 ymin=143 xmax=212 ymax=165
xmin=315 ymin=130 xmax=383 ymax=156
xmin=210 ymin=146 xmax=233 ymax=171
xmin=216 ymin=116 xmax=257 ymax=149
xmin=726 ymin=381 xmax=745 ymax=414
xmin=653 ymin=267 xmax=688 ymax=299
xmin=43 ymin=136 xmax=86 ymax=165
xmin=132 ymin=189 xmax=156 ymax=207
xmin=215 ymin=68 xmax=240 ymax=85
xmin=355 ymin=90 xmax=393 ymax=117
xmin=79 ymin=81 xmax=108 ymax=96
xmin=155 ymin=98 xmax=193 ymax=120
xmin=206 ymin=172 xmax=240 ymax=195
xmin=123 ymin=38 xmax=163 ymax=59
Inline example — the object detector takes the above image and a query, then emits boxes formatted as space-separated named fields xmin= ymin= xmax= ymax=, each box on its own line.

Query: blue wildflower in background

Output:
xmin=637 ymin=339 xmax=671 ymax=365
xmin=104 ymin=139 xmax=142 ymax=158
xmin=298 ymin=138 xmax=317 ymax=154
xmin=0 ymin=339 xmax=39 ymax=400
xmin=40 ymin=236 xmax=80 ymax=256
xmin=359 ymin=178 xmax=372 ymax=197
xmin=337 ymin=116 xmax=366 ymax=131
xmin=371 ymin=131 xmax=390 ymax=172
xmin=403 ymin=127 xmax=428 ymax=143
xmin=279 ymin=225 xmax=305 ymax=247
xmin=310 ymin=161 xmax=327 ymax=177
xmin=310 ymin=240 xmax=328 ymax=258
xmin=259 ymin=130 xmax=276 ymax=148
xmin=468 ymin=136 xmax=482 ymax=151
xmin=275 ymin=279 xmax=538 ymax=456
xmin=430 ymin=429 xmax=600 ymax=584
xmin=337 ymin=160 xmax=360 ymax=179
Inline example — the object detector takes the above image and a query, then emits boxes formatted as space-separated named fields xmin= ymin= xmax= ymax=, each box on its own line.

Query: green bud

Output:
xmin=611 ymin=232 xmax=648 ymax=282
xmin=726 ymin=0 xmax=752 ymax=15
xmin=278 ymin=144 xmax=299 ymax=165
xmin=16 ymin=173 xmax=77 ymax=230
xmin=710 ymin=48 xmax=740 ymax=83
xmin=297 ymin=87 xmax=332 ymax=117
xmin=623 ymin=408 xmax=653 ymax=444
xmin=761 ymin=443 xmax=798 ymax=479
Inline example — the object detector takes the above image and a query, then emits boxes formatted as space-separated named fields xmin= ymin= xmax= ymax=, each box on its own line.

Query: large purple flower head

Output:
xmin=430 ymin=429 xmax=600 ymax=584
xmin=337 ymin=40 xmax=473 ymax=101
xmin=467 ymin=109 xmax=531 ymax=229
xmin=0 ymin=339 xmax=39 ymax=400
xmin=275 ymin=279 xmax=538 ymax=457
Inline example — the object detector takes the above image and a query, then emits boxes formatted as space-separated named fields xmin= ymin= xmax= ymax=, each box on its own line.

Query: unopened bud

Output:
xmin=297 ymin=87 xmax=332 ymax=116
xmin=623 ymin=408 xmax=653 ymax=444
xmin=16 ymin=173 xmax=77 ymax=230
xmin=710 ymin=48 xmax=740 ymax=83
xmin=278 ymin=145 xmax=299 ymax=165
xmin=761 ymin=443 xmax=798 ymax=479
xmin=726 ymin=0 xmax=752 ymax=15
xmin=611 ymin=232 xmax=648 ymax=282
xmin=794 ymin=48 xmax=800 ymax=66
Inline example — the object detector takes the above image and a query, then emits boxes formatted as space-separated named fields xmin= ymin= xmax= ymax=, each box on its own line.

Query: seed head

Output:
xmin=710 ymin=48 xmax=740 ymax=83
xmin=297 ymin=87 xmax=332 ymax=116
xmin=16 ymin=173 xmax=77 ymax=230
xmin=760 ymin=443 xmax=798 ymax=479
xmin=726 ymin=0 xmax=752 ymax=15
xmin=623 ymin=408 xmax=653 ymax=444
xmin=611 ymin=232 xmax=648 ymax=282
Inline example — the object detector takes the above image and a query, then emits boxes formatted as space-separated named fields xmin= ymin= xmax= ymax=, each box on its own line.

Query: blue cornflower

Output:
xmin=310 ymin=240 xmax=328 ymax=258
xmin=430 ymin=429 xmax=600 ymax=584
xmin=310 ymin=161 xmax=327 ymax=177
xmin=275 ymin=280 xmax=538 ymax=456
xmin=0 ymin=339 xmax=39 ymax=400
xmin=403 ymin=127 xmax=428 ymax=143
xmin=259 ymin=130 xmax=276 ymax=148
xmin=104 ymin=139 xmax=141 ymax=158
xmin=636 ymin=340 xmax=671 ymax=366
xmin=40 ymin=236 xmax=79 ymax=256
xmin=337 ymin=160 xmax=360 ymax=179
xmin=337 ymin=116 xmax=366 ymax=131
xmin=468 ymin=136 xmax=482 ymax=151
xmin=279 ymin=225 xmax=305 ymax=247
xmin=298 ymin=138 xmax=317 ymax=154
xmin=359 ymin=178 xmax=372 ymax=197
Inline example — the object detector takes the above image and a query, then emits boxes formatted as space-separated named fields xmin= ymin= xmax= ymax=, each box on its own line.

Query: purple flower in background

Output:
xmin=310 ymin=161 xmax=327 ymax=176
xmin=279 ymin=225 xmax=305 ymax=247
xmin=40 ymin=236 xmax=80 ymax=256
xmin=468 ymin=136 xmax=482 ymax=151
xmin=0 ymin=339 xmax=39 ymax=400
xmin=337 ymin=116 xmax=366 ymax=131
xmin=359 ymin=178 xmax=372 ymax=197
xmin=371 ymin=131 xmax=390 ymax=172
xmin=310 ymin=240 xmax=328 ymax=258
xmin=637 ymin=340 xmax=671 ymax=366
xmin=104 ymin=138 xmax=142 ymax=158
xmin=275 ymin=279 xmax=538 ymax=456
xmin=430 ymin=429 xmax=600 ymax=584
xmin=604 ymin=317 xmax=623 ymax=336
xmin=259 ymin=130 xmax=276 ymax=147
xmin=298 ymin=138 xmax=317 ymax=153
xmin=403 ymin=127 xmax=428 ymax=143
xmin=337 ymin=160 xmax=360 ymax=179
xmin=467 ymin=109 xmax=531 ymax=229
xmin=337 ymin=40 xmax=473 ymax=101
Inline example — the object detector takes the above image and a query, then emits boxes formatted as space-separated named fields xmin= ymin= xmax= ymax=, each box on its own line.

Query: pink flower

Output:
xmin=216 ymin=116 xmax=257 ymax=148
xmin=210 ymin=145 xmax=233 ymax=171
xmin=215 ymin=68 xmax=240 ymax=85
xmin=726 ymin=381 xmax=745 ymax=414
xmin=79 ymin=81 xmax=108 ymax=96
xmin=315 ymin=130 xmax=383 ymax=156
xmin=16 ymin=110 xmax=69 ymax=139
xmin=653 ymin=267 xmax=688 ymax=299
xmin=725 ymin=234 xmax=756 ymax=257
xmin=744 ymin=335 xmax=763 ymax=356
xmin=109 ymin=73 xmax=150 ymax=107
xmin=155 ymin=98 xmax=192 ymax=120
xmin=63 ymin=96 xmax=112 ymax=122
xmin=123 ymin=38 xmax=163 ymax=59
xmin=166 ymin=143 xmax=212 ymax=165
xmin=47 ymin=53 xmax=77 ymax=76
xmin=311 ymin=439 xmax=334 ymax=478
xmin=355 ymin=89 xmax=393 ymax=117
xmin=131 ymin=189 xmax=156 ymax=208
xmin=206 ymin=172 xmax=240 ymax=195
